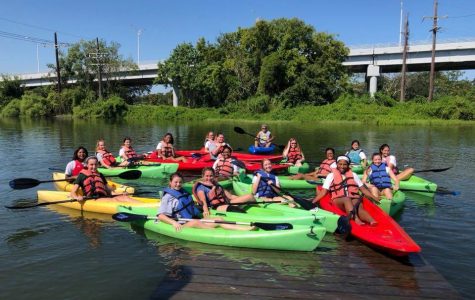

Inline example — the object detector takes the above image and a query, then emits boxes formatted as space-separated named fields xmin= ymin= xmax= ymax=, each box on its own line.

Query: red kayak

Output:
xmin=174 ymin=148 xmax=283 ymax=162
xmin=318 ymin=188 xmax=421 ymax=256
xmin=145 ymin=152 xmax=289 ymax=173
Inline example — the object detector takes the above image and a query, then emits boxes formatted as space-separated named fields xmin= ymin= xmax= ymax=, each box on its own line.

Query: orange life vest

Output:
xmin=160 ymin=143 xmax=174 ymax=158
xmin=97 ymin=149 xmax=117 ymax=167
xmin=123 ymin=146 xmax=138 ymax=159
xmin=192 ymin=181 xmax=229 ymax=208
xmin=79 ymin=169 xmax=108 ymax=197
xmin=329 ymin=169 xmax=360 ymax=200
xmin=214 ymin=158 xmax=234 ymax=178
xmin=317 ymin=159 xmax=336 ymax=176
xmin=287 ymin=147 xmax=303 ymax=164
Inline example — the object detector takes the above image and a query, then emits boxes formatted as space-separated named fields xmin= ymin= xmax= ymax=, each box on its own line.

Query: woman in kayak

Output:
xmin=119 ymin=137 xmax=146 ymax=163
xmin=282 ymin=138 xmax=305 ymax=167
xmin=255 ymin=124 xmax=274 ymax=147
xmin=96 ymin=139 xmax=130 ymax=168
xmin=313 ymin=156 xmax=376 ymax=225
xmin=155 ymin=133 xmax=187 ymax=162
xmin=379 ymin=143 xmax=414 ymax=181
xmin=65 ymin=146 xmax=88 ymax=179
xmin=345 ymin=140 xmax=367 ymax=168
xmin=193 ymin=167 xmax=255 ymax=217
xmin=289 ymin=147 xmax=336 ymax=180
xmin=208 ymin=133 xmax=232 ymax=160
xmin=252 ymin=159 xmax=294 ymax=205
xmin=212 ymin=145 xmax=240 ymax=178
xmin=204 ymin=131 xmax=215 ymax=149
xmin=158 ymin=172 xmax=254 ymax=232
xmin=70 ymin=156 xmax=140 ymax=203
xmin=362 ymin=153 xmax=399 ymax=201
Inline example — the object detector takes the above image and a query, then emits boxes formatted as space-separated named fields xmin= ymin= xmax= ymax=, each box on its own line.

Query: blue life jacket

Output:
xmin=255 ymin=170 xmax=278 ymax=198
xmin=368 ymin=163 xmax=392 ymax=189
xmin=347 ymin=149 xmax=363 ymax=164
xmin=163 ymin=187 xmax=201 ymax=219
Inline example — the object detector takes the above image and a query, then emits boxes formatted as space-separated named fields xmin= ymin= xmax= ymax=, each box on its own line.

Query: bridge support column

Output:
xmin=172 ymin=85 xmax=179 ymax=107
xmin=367 ymin=65 xmax=380 ymax=97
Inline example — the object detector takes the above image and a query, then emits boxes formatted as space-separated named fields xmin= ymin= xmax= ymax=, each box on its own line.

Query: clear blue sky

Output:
xmin=1 ymin=0 xmax=475 ymax=74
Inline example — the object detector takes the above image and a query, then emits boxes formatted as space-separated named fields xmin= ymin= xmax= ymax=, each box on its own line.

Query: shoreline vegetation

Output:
xmin=1 ymin=18 xmax=474 ymax=124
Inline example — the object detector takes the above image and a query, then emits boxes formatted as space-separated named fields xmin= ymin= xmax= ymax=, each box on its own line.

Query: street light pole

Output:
xmin=137 ymin=29 xmax=142 ymax=65
xmin=36 ymin=43 xmax=40 ymax=72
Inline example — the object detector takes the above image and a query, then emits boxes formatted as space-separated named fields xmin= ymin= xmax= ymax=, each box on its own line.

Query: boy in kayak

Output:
xmin=255 ymin=124 xmax=275 ymax=147
xmin=158 ymin=172 xmax=254 ymax=231
xmin=313 ymin=156 xmax=376 ymax=226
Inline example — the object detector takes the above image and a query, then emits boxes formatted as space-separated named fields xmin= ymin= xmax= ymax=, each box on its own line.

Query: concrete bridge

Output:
xmin=4 ymin=38 xmax=475 ymax=98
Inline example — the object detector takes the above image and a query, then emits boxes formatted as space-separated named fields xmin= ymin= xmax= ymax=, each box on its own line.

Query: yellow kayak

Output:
xmin=37 ymin=190 xmax=158 ymax=215
xmin=52 ymin=172 xmax=135 ymax=194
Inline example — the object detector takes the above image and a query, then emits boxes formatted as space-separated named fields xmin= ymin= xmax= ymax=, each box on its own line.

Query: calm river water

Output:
xmin=0 ymin=118 xmax=473 ymax=299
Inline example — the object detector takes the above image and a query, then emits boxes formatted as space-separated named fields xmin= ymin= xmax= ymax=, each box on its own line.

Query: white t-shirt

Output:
xmin=322 ymin=171 xmax=363 ymax=190
xmin=257 ymin=131 xmax=271 ymax=145
xmin=65 ymin=160 xmax=83 ymax=176
xmin=383 ymin=155 xmax=397 ymax=167
xmin=118 ymin=147 xmax=126 ymax=157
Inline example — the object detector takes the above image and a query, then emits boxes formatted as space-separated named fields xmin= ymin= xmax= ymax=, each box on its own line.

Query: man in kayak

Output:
xmin=313 ymin=156 xmax=376 ymax=226
xmin=158 ymin=172 xmax=254 ymax=231
xmin=255 ymin=124 xmax=275 ymax=147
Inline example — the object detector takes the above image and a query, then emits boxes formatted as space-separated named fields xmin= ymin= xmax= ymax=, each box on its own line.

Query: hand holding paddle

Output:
xmin=9 ymin=170 xmax=142 ymax=190
xmin=112 ymin=212 xmax=293 ymax=231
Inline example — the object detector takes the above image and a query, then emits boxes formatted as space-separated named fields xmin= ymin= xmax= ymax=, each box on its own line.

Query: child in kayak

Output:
xmin=193 ymin=167 xmax=254 ymax=217
xmin=362 ymin=153 xmax=399 ymax=201
xmin=96 ymin=139 xmax=130 ymax=168
xmin=119 ymin=137 xmax=146 ymax=163
xmin=65 ymin=146 xmax=88 ymax=179
xmin=345 ymin=140 xmax=367 ymax=168
xmin=155 ymin=133 xmax=187 ymax=162
xmin=70 ymin=156 xmax=140 ymax=203
xmin=160 ymin=172 xmax=254 ymax=231
xmin=255 ymin=124 xmax=275 ymax=147
xmin=212 ymin=145 xmax=241 ymax=178
xmin=313 ymin=156 xmax=376 ymax=226
xmin=204 ymin=131 xmax=215 ymax=149
xmin=208 ymin=133 xmax=232 ymax=160
xmin=290 ymin=147 xmax=336 ymax=180
xmin=282 ymin=138 xmax=305 ymax=167
xmin=379 ymin=143 xmax=414 ymax=181
xmin=252 ymin=159 xmax=294 ymax=206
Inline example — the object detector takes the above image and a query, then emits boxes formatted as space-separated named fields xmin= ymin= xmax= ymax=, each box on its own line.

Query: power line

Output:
xmin=0 ymin=30 xmax=72 ymax=47
xmin=0 ymin=16 xmax=87 ymax=39
xmin=447 ymin=13 xmax=475 ymax=19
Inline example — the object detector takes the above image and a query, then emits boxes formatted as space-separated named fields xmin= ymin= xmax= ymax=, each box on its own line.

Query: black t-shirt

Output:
xmin=74 ymin=172 xmax=108 ymax=195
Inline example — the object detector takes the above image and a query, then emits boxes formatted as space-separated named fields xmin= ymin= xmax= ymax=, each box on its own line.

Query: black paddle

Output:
xmin=413 ymin=167 xmax=451 ymax=173
xmin=401 ymin=187 xmax=460 ymax=196
xmin=4 ymin=191 xmax=155 ymax=210
xmin=267 ymin=183 xmax=314 ymax=210
xmin=9 ymin=170 xmax=143 ymax=190
xmin=233 ymin=126 xmax=285 ymax=150
xmin=112 ymin=212 xmax=293 ymax=230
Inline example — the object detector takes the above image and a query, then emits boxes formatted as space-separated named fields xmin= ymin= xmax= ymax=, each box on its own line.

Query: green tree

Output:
xmin=0 ymin=75 xmax=24 ymax=107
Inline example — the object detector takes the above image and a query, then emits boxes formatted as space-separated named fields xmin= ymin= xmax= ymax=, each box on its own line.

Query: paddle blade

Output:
xmin=191 ymin=153 xmax=203 ymax=159
xmin=414 ymin=167 xmax=451 ymax=173
xmin=117 ymin=170 xmax=142 ymax=180
xmin=436 ymin=187 xmax=460 ymax=196
xmin=292 ymin=196 xmax=314 ymax=210
xmin=233 ymin=126 xmax=245 ymax=134
xmin=112 ymin=212 xmax=150 ymax=222
xmin=9 ymin=178 xmax=41 ymax=190
xmin=335 ymin=216 xmax=352 ymax=239
xmin=231 ymin=159 xmax=246 ymax=169
xmin=252 ymin=222 xmax=293 ymax=231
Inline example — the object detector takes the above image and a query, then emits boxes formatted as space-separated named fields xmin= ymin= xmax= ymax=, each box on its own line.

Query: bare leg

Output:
xmin=397 ymin=167 xmax=414 ymax=181
xmin=382 ymin=188 xmax=393 ymax=200
xmin=366 ymin=183 xmax=380 ymax=200
xmin=351 ymin=198 xmax=376 ymax=225
xmin=229 ymin=194 xmax=254 ymax=204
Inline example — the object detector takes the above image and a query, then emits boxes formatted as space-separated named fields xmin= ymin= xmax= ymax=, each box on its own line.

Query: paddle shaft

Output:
xmin=413 ymin=167 xmax=451 ymax=173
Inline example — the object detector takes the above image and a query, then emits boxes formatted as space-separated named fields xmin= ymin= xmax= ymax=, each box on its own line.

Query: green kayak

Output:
xmin=287 ymin=162 xmax=310 ymax=175
xmin=232 ymin=180 xmax=340 ymax=233
xmin=98 ymin=163 xmax=178 ymax=179
xmin=116 ymin=206 xmax=325 ymax=251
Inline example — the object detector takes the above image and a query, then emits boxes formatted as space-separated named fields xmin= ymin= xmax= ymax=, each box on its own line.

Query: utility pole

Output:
xmin=400 ymin=13 xmax=409 ymax=102
xmin=96 ymin=38 xmax=103 ymax=100
xmin=54 ymin=32 xmax=62 ymax=93
xmin=423 ymin=0 xmax=446 ymax=102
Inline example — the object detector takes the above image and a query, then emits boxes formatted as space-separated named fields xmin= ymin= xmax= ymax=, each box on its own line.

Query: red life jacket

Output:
xmin=287 ymin=147 xmax=303 ymax=164
xmin=317 ymin=159 xmax=336 ymax=176
xmin=123 ymin=146 xmax=138 ymax=159
xmin=192 ymin=181 xmax=229 ymax=208
xmin=97 ymin=149 xmax=116 ymax=167
xmin=214 ymin=158 xmax=234 ymax=178
xmin=79 ymin=169 xmax=108 ymax=197
xmin=329 ymin=169 xmax=360 ymax=200
xmin=72 ymin=160 xmax=85 ymax=176
xmin=160 ymin=143 xmax=174 ymax=158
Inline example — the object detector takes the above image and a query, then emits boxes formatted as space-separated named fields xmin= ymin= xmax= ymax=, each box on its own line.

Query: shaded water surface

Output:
xmin=0 ymin=119 xmax=473 ymax=298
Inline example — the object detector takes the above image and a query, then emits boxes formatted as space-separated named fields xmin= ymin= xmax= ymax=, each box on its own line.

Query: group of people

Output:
xmin=62 ymin=124 xmax=414 ymax=230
